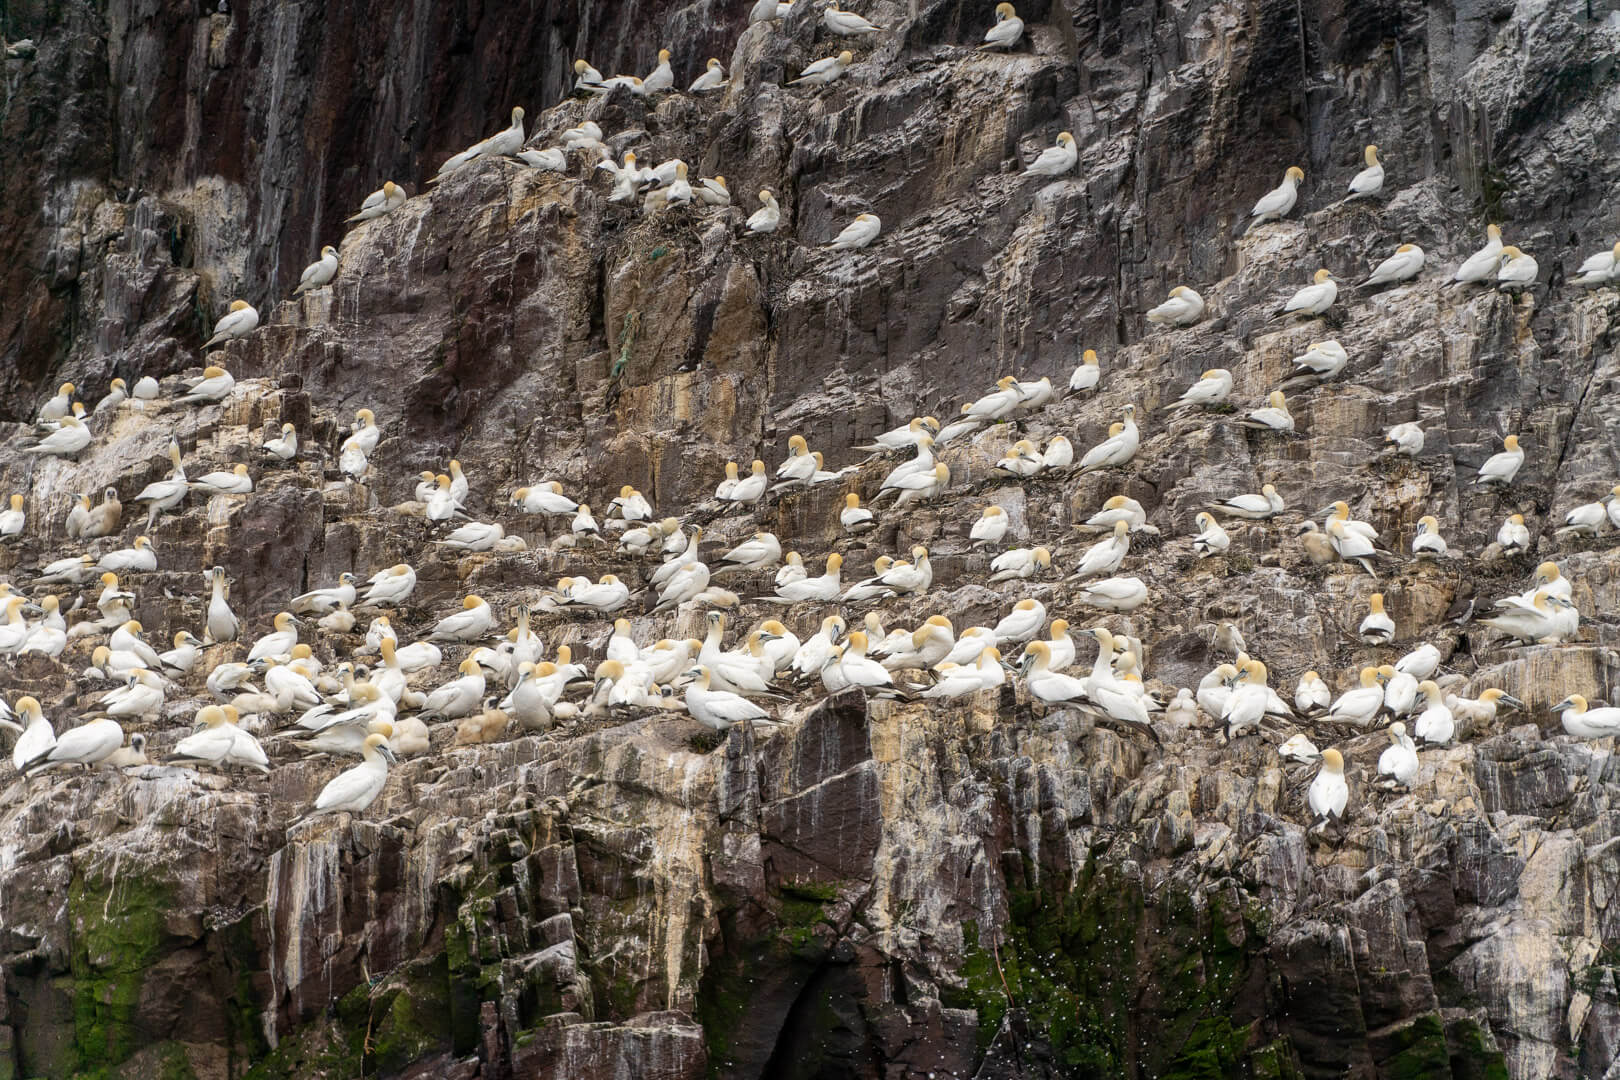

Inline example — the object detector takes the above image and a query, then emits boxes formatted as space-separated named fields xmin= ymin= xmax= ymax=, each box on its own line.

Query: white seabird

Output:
xmin=1450 ymin=224 xmax=1503 ymax=285
xmin=790 ymin=50 xmax=853 ymax=86
xmin=1238 ymin=390 xmax=1294 ymax=433
xmin=823 ymin=2 xmax=883 ymax=35
xmin=1551 ymin=695 xmax=1620 ymax=739
xmin=980 ymin=2 xmax=1024 ymax=48
xmin=690 ymin=58 xmax=727 ymax=93
xmin=294 ymin=246 xmax=339 ymax=294
xmin=1346 ymin=144 xmax=1383 ymax=198
xmin=1165 ymin=368 xmax=1231 ymax=410
xmin=1210 ymin=484 xmax=1285 ymax=520
xmin=1359 ymin=593 xmax=1395 ymax=644
xmin=346 ymin=180 xmax=406 ymax=223
xmin=1277 ymin=269 xmax=1338 ymax=317
xmin=1571 ymin=240 xmax=1620 ymax=287
xmin=1362 ymin=244 xmax=1424 ymax=288
xmin=1472 ymin=435 xmax=1523 ymax=486
xmin=1022 ymin=132 xmax=1077 ymax=177
xmin=1384 ymin=422 xmax=1423 ymax=457
xmin=1496 ymin=246 xmax=1538 ymax=291
xmin=203 ymin=301 xmax=259 ymax=347
xmin=826 ymin=213 xmax=881 ymax=250
xmin=1306 ymin=749 xmax=1348 ymax=824
xmin=1246 ymin=165 xmax=1304 ymax=227
xmin=1069 ymin=348 xmax=1101 ymax=392
xmin=1377 ymin=723 xmax=1419 ymax=788
xmin=1145 ymin=286 xmax=1205 ymax=327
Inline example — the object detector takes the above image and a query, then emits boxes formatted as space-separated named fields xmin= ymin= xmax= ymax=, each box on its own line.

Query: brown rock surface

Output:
xmin=2 ymin=0 xmax=1620 ymax=1076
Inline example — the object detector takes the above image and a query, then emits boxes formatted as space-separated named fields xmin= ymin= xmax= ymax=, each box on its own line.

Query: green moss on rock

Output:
xmin=67 ymin=872 xmax=170 ymax=1075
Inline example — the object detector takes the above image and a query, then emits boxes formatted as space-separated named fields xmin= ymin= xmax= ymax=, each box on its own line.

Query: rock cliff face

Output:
xmin=3 ymin=0 xmax=1620 ymax=1077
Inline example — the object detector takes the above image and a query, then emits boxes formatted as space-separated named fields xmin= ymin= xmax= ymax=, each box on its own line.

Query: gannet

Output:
xmin=823 ymin=1 xmax=882 ymax=34
xmin=1041 ymin=435 xmax=1073 ymax=469
xmin=348 ymin=408 xmax=380 ymax=454
xmin=1294 ymin=671 xmax=1330 ymax=716
xmin=1080 ymin=495 xmax=1149 ymax=533
xmin=1396 ymin=642 xmax=1440 ymax=680
xmin=1221 ymin=659 xmax=1275 ymax=739
xmin=1358 ymin=593 xmax=1395 ymax=643
xmin=992 ymin=598 xmax=1045 ymax=645
xmin=878 ymin=616 xmax=957 ymax=673
xmin=1377 ymin=723 xmax=1419 ymax=787
xmin=294 ymin=246 xmax=339 ymax=294
xmin=856 ymin=416 xmax=938 ymax=453
xmin=177 ymin=365 xmax=236 ymax=405
xmin=1384 ymin=421 xmax=1424 ymax=457
xmin=1555 ymin=487 xmax=1620 ymax=537
xmin=202 ymin=301 xmax=258 ymax=348
xmin=980 ymin=2 xmax=1024 ymax=47
xmin=1325 ymin=668 xmax=1384 ymax=726
xmin=1571 ymin=240 xmax=1620 ymax=287
xmin=246 ymin=612 xmax=300 ymax=663
xmin=689 ymin=57 xmax=727 ymax=93
xmin=303 ymin=733 xmax=397 ymax=819
xmin=989 ymin=546 xmax=1051 ymax=582
xmin=1450 ymin=224 xmax=1504 ymax=285
xmin=1495 ymin=514 xmax=1529 ymax=553
xmin=439 ymin=520 xmax=516 ymax=552
xmin=723 ymin=461 xmax=769 ymax=505
xmin=573 ymin=58 xmax=607 ymax=92
xmin=747 ymin=190 xmax=782 ymax=234
xmin=774 ymin=552 xmax=807 ymax=589
xmin=1551 ymin=695 xmax=1620 ymax=739
xmin=1346 ymin=144 xmax=1383 ymax=198
xmin=764 ymin=553 xmax=843 ymax=604
xmin=1307 ymin=749 xmax=1347 ymax=824
xmin=11 ymin=697 xmax=55 ymax=773
xmin=511 ymin=481 xmax=577 ymax=516
xmin=1076 ymin=576 xmax=1148 ymax=611
xmin=1472 ymin=435 xmax=1523 ymax=486
xmin=158 ymin=631 xmax=203 ymax=676
xmin=773 ymin=435 xmax=818 ymax=488
xmin=1022 ymin=132 xmax=1077 ymax=177
xmin=1145 ymin=286 xmax=1205 ymax=327
xmin=641 ymin=49 xmax=674 ymax=93
xmin=96 ymin=536 xmax=157 ymax=574
xmin=1166 ymin=369 xmax=1232 ymax=410
xmin=555 ymin=576 xmax=631 ymax=615
xmin=1380 ymin=664 xmax=1418 ymax=717
xmin=262 ymin=423 xmax=298 ymax=461
xmin=1277 ymin=269 xmax=1338 ymax=317
xmin=790 ymin=49 xmax=852 ymax=86
xmin=35 ymin=554 xmax=96 ymax=585
xmin=0 ymin=494 xmax=22 ymax=540
xmin=1410 ymin=515 xmax=1447 ymax=558
xmin=18 ymin=598 xmax=67 ymax=658
xmin=22 ymin=718 xmax=124 ymax=775
xmin=962 ymin=377 xmax=1023 ymax=422
xmin=617 ymin=520 xmax=666 ymax=556
xmin=826 ymin=213 xmax=881 ymax=250
xmin=1015 ymin=375 xmax=1056 ymax=411
xmin=0 ymin=598 xmax=32 ymax=656
xmin=131 ymin=440 xmax=187 ymax=529
xmin=1362 ymin=244 xmax=1424 ymax=287
xmin=1070 ymin=521 xmax=1131 ymax=579
xmin=1211 ymin=484 xmax=1285 ymax=519
xmin=192 ymin=463 xmax=253 ymax=495
xmin=82 ymin=487 xmax=122 ymax=538
xmin=1411 ymin=682 xmax=1454 ymax=745
xmin=1496 ymin=246 xmax=1538 ymax=291
xmin=1239 ymin=390 xmax=1295 ymax=432
xmin=64 ymin=493 xmax=92 ymax=539
xmin=37 ymin=381 xmax=75 ymax=422
xmin=881 ymin=462 xmax=949 ymax=507
xmin=1069 ymin=349 xmax=1102 ymax=393
xmin=1448 ymin=687 xmax=1524 ymax=728
xmin=994 ymin=439 xmax=1044 ymax=478
xmin=1279 ymin=733 xmax=1321 ymax=763
xmin=686 ymin=666 xmax=775 ymax=731
xmin=1246 ymin=166 xmax=1304 ymax=226
xmin=1479 ymin=589 xmax=1574 ymax=644
xmin=918 ymin=648 xmax=1004 ymax=699
xmin=517 ymin=147 xmax=567 ymax=171
xmin=1078 ymin=405 xmax=1139 ymax=472
xmin=131 ymin=375 xmax=160 ymax=403
xmin=971 ymin=505 xmax=1010 ymax=547
xmin=696 ymin=175 xmax=731 ymax=207
xmin=290 ymin=572 xmax=357 ymax=616
xmin=841 ymin=493 xmax=875 ymax=533
xmin=421 ymin=657 xmax=486 ymax=719
xmin=662 ymin=161 xmax=694 ymax=207
xmin=361 ymin=564 xmax=416 ymax=608
xmin=1018 ymin=640 xmax=1093 ymax=705
xmin=93 ymin=378 xmax=127 ymax=413
xmin=1192 ymin=512 xmax=1230 ymax=557
xmin=340 ymin=440 xmax=371 ymax=484
xmin=718 ymin=532 xmax=783 ymax=572
xmin=22 ymin=414 xmax=92 ymax=457
xmin=347 ymin=180 xmax=406 ymax=223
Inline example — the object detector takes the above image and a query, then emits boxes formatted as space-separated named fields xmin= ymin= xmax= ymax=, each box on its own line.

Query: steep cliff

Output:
xmin=2 ymin=0 xmax=1620 ymax=1077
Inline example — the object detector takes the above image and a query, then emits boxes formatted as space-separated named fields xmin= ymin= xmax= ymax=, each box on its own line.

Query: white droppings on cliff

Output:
xmin=265 ymin=832 xmax=342 ymax=1048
